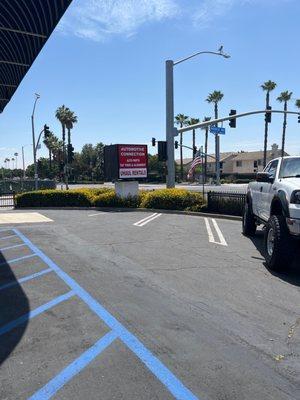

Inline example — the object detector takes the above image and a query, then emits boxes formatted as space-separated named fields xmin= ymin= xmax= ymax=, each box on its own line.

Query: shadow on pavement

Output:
xmin=0 ymin=251 xmax=29 ymax=365
xmin=250 ymin=230 xmax=300 ymax=287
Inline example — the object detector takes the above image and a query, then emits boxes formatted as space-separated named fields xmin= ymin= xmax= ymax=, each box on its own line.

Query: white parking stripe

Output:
xmin=204 ymin=217 xmax=228 ymax=246
xmin=134 ymin=213 xmax=162 ymax=227
xmin=212 ymin=218 xmax=228 ymax=246
xmin=204 ymin=218 xmax=215 ymax=242
xmin=88 ymin=213 xmax=105 ymax=217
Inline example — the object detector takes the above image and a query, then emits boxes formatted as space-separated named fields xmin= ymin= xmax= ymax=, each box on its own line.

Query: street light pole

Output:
xmin=165 ymin=48 xmax=230 ymax=188
xmin=166 ymin=60 xmax=175 ymax=188
xmin=31 ymin=93 xmax=40 ymax=190
xmin=22 ymin=146 xmax=25 ymax=178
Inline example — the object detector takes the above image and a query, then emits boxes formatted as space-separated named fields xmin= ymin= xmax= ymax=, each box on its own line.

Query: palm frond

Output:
xmin=206 ymin=90 xmax=224 ymax=103
xmin=261 ymin=80 xmax=277 ymax=92
xmin=277 ymin=90 xmax=293 ymax=103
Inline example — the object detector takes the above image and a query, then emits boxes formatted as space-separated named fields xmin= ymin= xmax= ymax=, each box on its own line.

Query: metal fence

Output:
xmin=0 ymin=192 xmax=15 ymax=208
xmin=207 ymin=191 xmax=246 ymax=216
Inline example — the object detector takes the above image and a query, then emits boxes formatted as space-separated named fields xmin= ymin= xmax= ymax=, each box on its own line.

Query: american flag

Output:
xmin=187 ymin=150 xmax=203 ymax=179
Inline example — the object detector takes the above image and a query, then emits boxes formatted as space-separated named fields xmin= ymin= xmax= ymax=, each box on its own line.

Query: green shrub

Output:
xmin=15 ymin=189 xmax=95 ymax=208
xmin=140 ymin=188 xmax=204 ymax=211
xmin=94 ymin=191 xmax=140 ymax=208
xmin=16 ymin=188 xmax=204 ymax=212
xmin=235 ymin=179 xmax=252 ymax=184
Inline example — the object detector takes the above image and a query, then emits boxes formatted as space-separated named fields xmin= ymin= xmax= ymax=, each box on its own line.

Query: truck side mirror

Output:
xmin=256 ymin=172 xmax=274 ymax=183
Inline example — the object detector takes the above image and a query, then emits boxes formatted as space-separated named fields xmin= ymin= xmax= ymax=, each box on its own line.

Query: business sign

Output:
xmin=210 ymin=126 xmax=226 ymax=135
xmin=118 ymin=144 xmax=148 ymax=179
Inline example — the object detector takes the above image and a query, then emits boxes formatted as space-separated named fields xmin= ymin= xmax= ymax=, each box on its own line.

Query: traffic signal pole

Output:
xmin=177 ymin=109 xmax=300 ymax=134
xmin=171 ymin=109 xmax=300 ymax=187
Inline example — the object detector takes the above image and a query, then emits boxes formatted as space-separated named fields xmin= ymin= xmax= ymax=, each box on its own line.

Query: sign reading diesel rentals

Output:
xmin=118 ymin=144 xmax=148 ymax=179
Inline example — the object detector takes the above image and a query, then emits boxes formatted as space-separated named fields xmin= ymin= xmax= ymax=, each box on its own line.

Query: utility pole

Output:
xmin=22 ymin=146 xmax=26 ymax=178
xmin=166 ymin=60 xmax=175 ymax=188
xmin=165 ymin=48 xmax=230 ymax=188
xmin=31 ymin=93 xmax=40 ymax=190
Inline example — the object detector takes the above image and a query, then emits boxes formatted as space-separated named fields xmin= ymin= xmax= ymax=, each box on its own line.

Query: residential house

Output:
xmin=175 ymin=143 xmax=288 ymax=179
xmin=231 ymin=144 xmax=288 ymax=174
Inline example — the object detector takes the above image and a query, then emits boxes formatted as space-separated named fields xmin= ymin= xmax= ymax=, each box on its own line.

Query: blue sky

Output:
xmin=1 ymin=0 xmax=300 ymax=166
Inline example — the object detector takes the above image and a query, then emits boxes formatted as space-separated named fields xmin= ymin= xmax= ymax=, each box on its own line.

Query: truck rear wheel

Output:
xmin=264 ymin=215 xmax=293 ymax=271
xmin=242 ymin=203 xmax=256 ymax=236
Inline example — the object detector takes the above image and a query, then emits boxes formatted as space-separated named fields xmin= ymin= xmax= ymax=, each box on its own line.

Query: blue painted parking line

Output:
xmin=0 ymin=243 xmax=26 ymax=252
xmin=14 ymin=229 xmax=199 ymax=400
xmin=0 ymin=253 xmax=36 ymax=267
xmin=0 ymin=291 xmax=74 ymax=337
xmin=0 ymin=234 xmax=17 ymax=240
xmin=28 ymin=330 xmax=118 ymax=400
xmin=0 ymin=268 xmax=52 ymax=292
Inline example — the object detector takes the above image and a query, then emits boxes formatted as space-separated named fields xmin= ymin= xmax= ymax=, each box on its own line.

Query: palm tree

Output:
xmin=261 ymin=80 xmax=277 ymax=166
xmin=43 ymin=131 xmax=58 ymax=170
xmin=55 ymin=105 xmax=69 ymax=144
xmin=201 ymin=117 xmax=211 ymax=183
xmin=206 ymin=91 xmax=224 ymax=184
xmin=277 ymin=91 xmax=293 ymax=157
xmin=175 ymin=113 xmax=189 ymax=180
xmin=187 ymin=118 xmax=200 ymax=159
xmin=206 ymin=91 xmax=224 ymax=120
xmin=64 ymin=109 xmax=78 ymax=148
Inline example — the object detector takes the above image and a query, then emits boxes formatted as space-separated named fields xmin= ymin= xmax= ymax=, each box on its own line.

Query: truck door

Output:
xmin=259 ymin=159 xmax=279 ymax=221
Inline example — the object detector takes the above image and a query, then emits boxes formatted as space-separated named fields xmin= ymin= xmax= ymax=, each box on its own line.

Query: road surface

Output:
xmin=0 ymin=209 xmax=299 ymax=399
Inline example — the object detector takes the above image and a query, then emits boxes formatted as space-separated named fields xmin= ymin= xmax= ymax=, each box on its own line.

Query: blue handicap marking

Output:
xmin=2 ymin=228 xmax=200 ymax=400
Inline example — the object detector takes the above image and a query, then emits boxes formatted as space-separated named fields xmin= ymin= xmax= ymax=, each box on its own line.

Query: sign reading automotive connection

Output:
xmin=118 ymin=144 xmax=148 ymax=178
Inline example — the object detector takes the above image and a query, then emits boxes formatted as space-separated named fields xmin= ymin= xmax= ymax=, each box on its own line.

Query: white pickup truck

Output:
xmin=243 ymin=156 xmax=300 ymax=271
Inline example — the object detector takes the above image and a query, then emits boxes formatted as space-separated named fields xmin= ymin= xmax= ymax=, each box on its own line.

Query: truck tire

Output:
xmin=264 ymin=215 xmax=292 ymax=271
xmin=242 ymin=203 xmax=256 ymax=236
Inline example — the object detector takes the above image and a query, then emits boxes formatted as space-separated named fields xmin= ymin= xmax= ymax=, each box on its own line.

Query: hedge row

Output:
xmin=15 ymin=188 xmax=204 ymax=211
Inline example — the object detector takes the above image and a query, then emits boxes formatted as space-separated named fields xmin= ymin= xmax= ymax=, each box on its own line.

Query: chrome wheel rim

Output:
xmin=267 ymin=228 xmax=275 ymax=256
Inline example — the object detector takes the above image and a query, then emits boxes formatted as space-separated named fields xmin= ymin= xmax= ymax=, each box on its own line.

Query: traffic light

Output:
xmin=158 ymin=141 xmax=167 ymax=161
xmin=44 ymin=124 xmax=50 ymax=138
xmin=67 ymin=143 xmax=75 ymax=163
xmin=298 ymin=115 xmax=300 ymax=123
xmin=193 ymin=146 xmax=197 ymax=156
xmin=175 ymin=140 xmax=178 ymax=149
xmin=152 ymin=137 xmax=156 ymax=147
xmin=229 ymin=109 xmax=237 ymax=128
xmin=265 ymin=106 xmax=272 ymax=123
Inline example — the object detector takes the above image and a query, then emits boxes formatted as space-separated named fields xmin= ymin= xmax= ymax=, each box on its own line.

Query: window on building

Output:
xmin=236 ymin=161 xmax=242 ymax=167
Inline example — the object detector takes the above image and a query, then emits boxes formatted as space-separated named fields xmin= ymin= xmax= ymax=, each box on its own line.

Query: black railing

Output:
xmin=0 ymin=192 xmax=15 ymax=208
xmin=207 ymin=191 xmax=246 ymax=216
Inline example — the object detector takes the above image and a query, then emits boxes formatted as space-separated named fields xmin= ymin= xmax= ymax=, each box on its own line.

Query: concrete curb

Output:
xmin=14 ymin=206 xmax=242 ymax=221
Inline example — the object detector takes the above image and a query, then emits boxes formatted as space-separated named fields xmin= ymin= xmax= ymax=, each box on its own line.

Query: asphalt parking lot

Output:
xmin=0 ymin=209 xmax=299 ymax=400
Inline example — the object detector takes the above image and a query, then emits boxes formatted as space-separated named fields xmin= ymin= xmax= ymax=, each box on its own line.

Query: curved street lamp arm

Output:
xmin=174 ymin=51 xmax=229 ymax=66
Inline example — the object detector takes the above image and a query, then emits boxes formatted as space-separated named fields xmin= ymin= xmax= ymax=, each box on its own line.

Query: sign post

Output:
xmin=104 ymin=144 xmax=148 ymax=199
xmin=118 ymin=144 xmax=148 ymax=179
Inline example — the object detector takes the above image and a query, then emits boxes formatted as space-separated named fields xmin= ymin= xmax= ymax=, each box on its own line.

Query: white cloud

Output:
xmin=59 ymin=0 xmax=292 ymax=41
xmin=61 ymin=0 xmax=180 ymax=41
xmin=192 ymin=0 xmax=258 ymax=28
xmin=192 ymin=0 xmax=292 ymax=27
